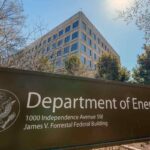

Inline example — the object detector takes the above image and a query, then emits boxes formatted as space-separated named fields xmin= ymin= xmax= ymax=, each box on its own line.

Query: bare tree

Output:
xmin=0 ymin=0 xmax=57 ymax=73
xmin=118 ymin=0 xmax=150 ymax=44
xmin=30 ymin=55 xmax=52 ymax=73
xmin=24 ymin=18 xmax=49 ymax=45
xmin=0 ymin=0 xmax=25 ymax=65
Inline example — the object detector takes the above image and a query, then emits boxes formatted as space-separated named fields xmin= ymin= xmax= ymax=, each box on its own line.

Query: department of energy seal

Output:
xmin=0 ymin=89 xmax=20 ymax=132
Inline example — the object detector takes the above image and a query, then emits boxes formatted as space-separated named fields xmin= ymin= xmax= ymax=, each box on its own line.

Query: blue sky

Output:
xmin=22 ymin=0 xmax=145 ymax=71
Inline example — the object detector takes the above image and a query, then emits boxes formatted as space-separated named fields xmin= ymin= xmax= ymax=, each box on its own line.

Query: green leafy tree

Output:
xmin=97 ymin=51 xmax=130 ymax=82
xmin=97 ymin=52 xmax=120 ymax=80
xmin=119 ymin=67 xmax=130 ymax=82
xmin=65 ymin=55 xmax=81 ymax=76
xmin=133 ymin=45 xmax=150 ymax=84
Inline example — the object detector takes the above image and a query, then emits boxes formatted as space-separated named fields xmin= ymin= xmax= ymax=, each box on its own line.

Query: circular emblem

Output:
xmin=0 ymin=89 xmax=20 ymax=132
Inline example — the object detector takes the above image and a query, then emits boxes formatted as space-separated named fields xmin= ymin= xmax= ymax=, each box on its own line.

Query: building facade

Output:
xmin=12 ymin=11 xmax=120 ymax=73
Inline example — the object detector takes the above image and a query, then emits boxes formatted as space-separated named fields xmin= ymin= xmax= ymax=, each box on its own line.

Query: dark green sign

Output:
xmin=0 ymin=68 xmax=150 ymax=150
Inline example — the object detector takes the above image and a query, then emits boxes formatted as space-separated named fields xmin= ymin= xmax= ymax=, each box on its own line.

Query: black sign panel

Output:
xmin=0 ymin=68 xmax=150 ymax=150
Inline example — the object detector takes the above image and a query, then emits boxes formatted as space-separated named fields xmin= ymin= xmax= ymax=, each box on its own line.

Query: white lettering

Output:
xmin=27 ymin=92 xmax=41 ymax=108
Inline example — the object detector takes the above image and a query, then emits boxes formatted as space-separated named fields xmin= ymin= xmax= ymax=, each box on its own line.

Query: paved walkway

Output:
xmin=92 ymin=142 xmax=150 ymax=150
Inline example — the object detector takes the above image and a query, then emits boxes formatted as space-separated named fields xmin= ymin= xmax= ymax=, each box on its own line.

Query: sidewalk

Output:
xmin=92 ymin=142 xmax=150 ymax=150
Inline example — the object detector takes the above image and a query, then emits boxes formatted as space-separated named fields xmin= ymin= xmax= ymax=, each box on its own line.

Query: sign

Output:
xmin=0 ymin=68 xmax=150 ymax=150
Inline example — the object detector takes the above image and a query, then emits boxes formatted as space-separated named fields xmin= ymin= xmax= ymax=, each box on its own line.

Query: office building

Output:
xmin=12 ymin=11 xmax=119 ymax=74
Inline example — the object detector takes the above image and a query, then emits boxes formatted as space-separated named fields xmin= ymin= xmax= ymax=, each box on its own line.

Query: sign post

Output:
xmin=0 ymin=68 xmax=150 ymax=150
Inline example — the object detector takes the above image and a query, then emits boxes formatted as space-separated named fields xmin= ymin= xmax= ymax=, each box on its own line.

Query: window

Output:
xmin=49 ymin=54 xmax=54 ymax=59
xmin=87 ymin=60 xmax=92 ymax=68
xmin=90 ymin=50 xmax=92 ymax=56
xmin=47 ymin=46 xmax=50 ymax=51
xmin=52 ymin=43 xmax=56 ymax=49
xmin=59 ymin=30 xmax=64 ymax=36
xmin=98 ymin=38 xmax=100 ymax=44
xmin=90 ymin=61 xmax=92 ymax=68
xmin=71 ymin=42 xmax=78 ymax=51
xmin=64 ymin=46 xmax=70 ymax=54
xmin=39 ymin=43 xmax=41 ymax=47
xmin=94 ymin=44 xmax=97 ymax=50
xmin=93 ymin=33 xmax=96 ymax=40
xmin=87 ymin=38 xmax=92 ymax=46
xmin=81 ymin=21 xmax=86 ymax=31
xmin=65 ymin=35 xmax=70 ymax=43
xmin=57 ymin=50 xmax=61 ymax=57
xmin=84 ymin=58 xmax=86 ymax=64
xmin=53 ymin=34 xmax=58 ymax=40
xmin=73 ymin=20 xmax=79 ymax=29
xmin=87 ymin=49 xmax=92 ymax=57
xmin=81 ymin=32 xmax=86 ymax=41
xmin=87 ymin=28 xmax=92 ymax=36
xmin=94 ymin=64 xmax=97 ymax=70
xmin=98 ymin=47 xmax=101 ymax=53
xmin=43 ymin=40 xmax=46 ymax=45
xmin=81 ymin=56 xmax=86 ymax=64
xmin=58 ymin=39 xmax=63 ymax=46
xmin=65 ymin=25 xmax=71 ymax=33
xmin=48 ymin=37 xmax=51 ymax=43
xmin=42 ymin=49 xmax=46 ymax=54
xmin=72 ymin=31 xmax=78 ymax=40
xmin=56 ymin=60 xmax=62 ymax=67
xmin=94 ymin=53 xmax=97 ymax=60
xmin=81 ymin=44 xmax=86 ymax=52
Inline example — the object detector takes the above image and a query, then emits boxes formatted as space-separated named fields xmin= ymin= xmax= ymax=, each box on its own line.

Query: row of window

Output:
xmin=81 ymin=22 xmax=109 ymax=51
xmin=81 ymin=21 xmax=98 ymax=41
xmin=55 ymin=59 xmax=63 ymax=68
xmin=49 ymin=42 xmax=79 ymax=59
xmin=41 ymin=31 xmax=79 ymax=53
xmin=48 ymin=42 xmax=98 ymax=61
xmin=33 ymin=20 xmax=79 ymax=51
xmin=55 ymin=56 xmax=97 ymax=70
xmin=47 ymin=20 xmax=79 ymax=42
xmin=81 ymin=44 xmax=99 ymax=60
xmin=80 ymin=56 xmax=97 ymax=70
xmin=81 ymin=32 xmax=103 ymax=52
xmin=64 ymin=31 xmax=79 ymax=43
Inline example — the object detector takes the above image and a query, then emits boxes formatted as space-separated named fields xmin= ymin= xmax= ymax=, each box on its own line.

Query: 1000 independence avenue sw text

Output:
xmin=26 ymin=92 xmax=150 ymax=113
xmin=23 ymin=114 xmax=107 ymax=130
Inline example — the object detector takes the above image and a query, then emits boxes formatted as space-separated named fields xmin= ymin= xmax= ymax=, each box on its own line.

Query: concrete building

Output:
xmin=12 ymin=11 xmax=119 ymax=73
